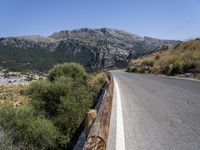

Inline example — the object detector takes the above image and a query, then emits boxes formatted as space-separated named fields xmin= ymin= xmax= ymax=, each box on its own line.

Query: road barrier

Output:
xmin=83 ymin=72 xmax=114 ymax=150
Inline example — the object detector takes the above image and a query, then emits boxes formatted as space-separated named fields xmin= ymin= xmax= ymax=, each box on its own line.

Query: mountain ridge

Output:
xmin=0 ymin=28 xmax=180 ymax=71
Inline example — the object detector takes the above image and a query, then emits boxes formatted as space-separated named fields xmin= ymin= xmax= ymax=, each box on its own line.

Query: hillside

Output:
xmin=0 ymin=28 xmax=179 ymax=72
xmin=127 ymin=38 xmax=200 ymax=79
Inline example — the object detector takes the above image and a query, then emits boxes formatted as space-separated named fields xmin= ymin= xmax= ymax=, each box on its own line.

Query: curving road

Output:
xmin=107 ymin=70 xmax=200 ymax=150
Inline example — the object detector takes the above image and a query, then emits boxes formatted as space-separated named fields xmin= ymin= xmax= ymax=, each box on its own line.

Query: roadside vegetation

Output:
xmin=0 ymin=84 xmax=28 ymax=107
xmin=127 ymin=39 xmax=200 ymax=79
xmin=0 ymin=63 xmax=108 ymax=149
xmin=88 ymin=72 xmax=109 ymax=96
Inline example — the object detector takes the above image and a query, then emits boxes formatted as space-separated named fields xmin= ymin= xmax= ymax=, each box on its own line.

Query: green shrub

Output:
xmin=48 ymin=62 xmax=87 ymax=82
xmin=25 ymin=63 xmax=93 ymax=148
xmin=0 ymin=63 xmax=106 ymax=149
xmin=26 ymin=77 xmax=72 ymax=117
xmin=0 ymin=128 xmax=15 ymax=150
xmin=18 ymin=116 xmax=59 ymax=149
xmin=0 ymin=106 xmax=60 ymax=149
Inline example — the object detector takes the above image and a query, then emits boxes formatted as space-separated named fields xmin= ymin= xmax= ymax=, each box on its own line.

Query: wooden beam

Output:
xmin=84 ymin=72 xmax=114 ymax=150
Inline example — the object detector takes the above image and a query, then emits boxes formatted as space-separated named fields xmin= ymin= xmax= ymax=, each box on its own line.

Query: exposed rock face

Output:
xmin=0 ymin=28 xmax=180 ymax=71
xmin=0 ymin=36 xmax=60 ymax=51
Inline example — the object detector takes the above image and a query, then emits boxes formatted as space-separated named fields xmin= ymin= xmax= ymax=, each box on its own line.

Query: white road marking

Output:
xmin=114 ymin=77 xmax=126 ymax=150
xmin=145 ymin=73 xmax=200 ymax=82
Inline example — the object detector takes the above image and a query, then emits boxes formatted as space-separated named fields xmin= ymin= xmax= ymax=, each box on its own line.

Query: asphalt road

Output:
xmin=107 ymin=70 xmax=200 ymax=150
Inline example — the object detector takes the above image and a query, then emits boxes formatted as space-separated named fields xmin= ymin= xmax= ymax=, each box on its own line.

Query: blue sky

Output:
xmin=0 ymin=0 xmax=200 ymax=40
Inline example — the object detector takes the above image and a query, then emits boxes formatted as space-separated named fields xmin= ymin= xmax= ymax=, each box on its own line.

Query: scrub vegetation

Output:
xmin=0 ymin=63 xmax=108 ymax=149
xmin=0 ymin=84 xmax=28 ymax=107
xmin=127 ymin=39 xmax=200 ymax=79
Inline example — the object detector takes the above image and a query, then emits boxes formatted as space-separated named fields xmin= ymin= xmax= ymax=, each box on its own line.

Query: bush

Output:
xmin=0 ymin=128 xmax=14 ymax=150
xmin=0 ymin=106 xmax=59 ymax=149
xmin=18 ymin=116 xmax=59 ymax=149
xmin=0 ymin=63 xmax=106 ymax=149
xmin=26 ymin=78 xmax=73 ymax=117
xmin=138 ymin=66 xmax=145 ymax=73
xmin=25 ymin=63 xmax=93 ymax=148
xmin=141 ymin=59 xmax=154 ymax=67
xmin=88 ymin=72 xmax=109 ymax=95
xmin=48 ymin=62 xmax=87 ymax=82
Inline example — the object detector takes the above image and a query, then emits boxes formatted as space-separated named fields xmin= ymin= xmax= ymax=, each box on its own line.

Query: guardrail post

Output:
xmin=85 ymin=109 xmax=97 ymax=137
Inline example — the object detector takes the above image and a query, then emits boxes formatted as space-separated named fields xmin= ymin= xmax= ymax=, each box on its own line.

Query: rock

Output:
xmin=14 ymin=101 xmax=22 ymax=107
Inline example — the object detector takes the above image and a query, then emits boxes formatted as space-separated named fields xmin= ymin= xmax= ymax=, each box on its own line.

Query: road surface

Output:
xmin=107 ymin=70 xmax=200 ymax=150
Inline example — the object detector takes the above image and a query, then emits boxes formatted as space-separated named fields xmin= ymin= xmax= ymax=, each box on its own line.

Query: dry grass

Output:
xmin=88 ymin=72 xmax=109 ymax=95
xmin=0 ymin=84 xmax=29 ymax=107
xmin=128 ymin=39 xmax=200 ymax=78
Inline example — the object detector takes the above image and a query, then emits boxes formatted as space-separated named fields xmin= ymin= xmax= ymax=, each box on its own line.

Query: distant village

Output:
xmin=0 ymin=69 xmax=46 ymax=86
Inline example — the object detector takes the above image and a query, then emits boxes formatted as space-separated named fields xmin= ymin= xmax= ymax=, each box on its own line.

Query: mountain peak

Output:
xmin=49 ymin=28 xmax=143 ymax=41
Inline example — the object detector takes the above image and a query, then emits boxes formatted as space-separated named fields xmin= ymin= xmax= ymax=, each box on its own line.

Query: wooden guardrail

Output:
xmin=83 ymin=72 xmax=114 ymax=150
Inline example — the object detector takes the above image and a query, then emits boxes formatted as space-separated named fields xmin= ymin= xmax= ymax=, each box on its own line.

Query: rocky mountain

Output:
xmin=0 ymin=28 xmax=180 ymax=71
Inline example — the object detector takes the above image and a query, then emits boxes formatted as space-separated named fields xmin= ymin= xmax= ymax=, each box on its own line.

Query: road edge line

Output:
xmin=114 ymin=77 xmax=126 ymax=150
